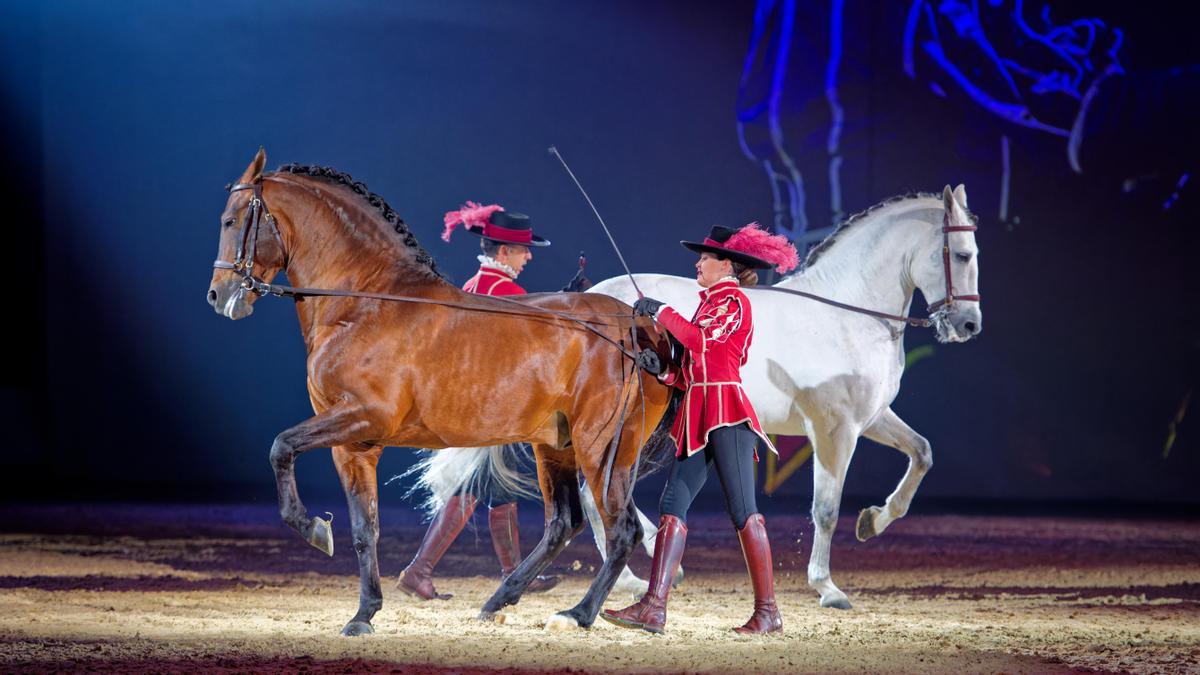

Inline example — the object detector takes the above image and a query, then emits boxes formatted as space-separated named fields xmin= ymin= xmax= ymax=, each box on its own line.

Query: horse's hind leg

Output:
xmin=548 ymin=406 xmax=661 ymax=631
xmin=270 ymin=405 xmax=373 ymax=556
xmin=581 ymin=482 xmax=651 ymax=598
xmin=856 ymin=407 xmax=932 ymax=541
xmin=478 ymin=445 xmax=582 ymax=623
xmin=333 ymin=444 xmax=383 ymax=637
xmin=549 ymin=489 xmax=642 ymax=631
xmin=807 ymin=422 xmax=859 ymax=610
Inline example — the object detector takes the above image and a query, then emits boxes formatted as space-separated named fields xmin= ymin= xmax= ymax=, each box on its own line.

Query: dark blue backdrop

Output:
xmin=2 ymin=1 xmax=1196 ymax=508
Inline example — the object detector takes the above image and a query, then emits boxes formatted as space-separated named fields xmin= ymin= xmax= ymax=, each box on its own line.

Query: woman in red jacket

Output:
xmin=602 ymin=223 xmax=798 ymax=635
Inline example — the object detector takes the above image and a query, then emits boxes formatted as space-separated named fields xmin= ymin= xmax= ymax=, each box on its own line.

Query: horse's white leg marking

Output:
xmin=581 ymin=485 xmax=606 ymax=559
xmin=807 ymin=424 xmax=858 ymax=610
xmin=857 ymin=407 xmax=932 ymax=540
xmin=636 ymin=506 xmax=657 ymax=556
xmin=581 ymin=483 xmax=649 ymax=596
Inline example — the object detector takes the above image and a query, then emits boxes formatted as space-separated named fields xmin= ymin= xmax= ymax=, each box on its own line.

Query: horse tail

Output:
xmin=400 ymin=444 xmax=539 ymax=519
xmin=634 ymin=388 xmax=683 ymax=482
xmin=485 ymin=444 xmax=541 ymax=503
xmin=400 ymin=446 xmax=490 ymax=519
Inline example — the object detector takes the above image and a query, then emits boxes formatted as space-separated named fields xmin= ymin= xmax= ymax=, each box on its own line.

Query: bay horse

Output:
xmin=206 ymin=149 xmax=671 ymax=635
xmin=589 ymin=186 xmax=983 ymax=609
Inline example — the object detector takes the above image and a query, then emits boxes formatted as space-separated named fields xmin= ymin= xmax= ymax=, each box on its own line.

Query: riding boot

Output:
xmin=488 ymin=502 xmax=561 ymax=593
xmin=397 ymin=494 xmax=477 ymax=600
xmin=733 ymin=513 xmax=783 ymax=634
xmin=601 ymin=514 xmax=687 ymax=633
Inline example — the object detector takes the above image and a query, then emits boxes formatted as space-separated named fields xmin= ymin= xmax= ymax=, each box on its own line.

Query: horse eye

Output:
xmin=955 ymin=252 xmax=972 ymax=263
xmin=223 ymin=218 xmax=235 ymax=228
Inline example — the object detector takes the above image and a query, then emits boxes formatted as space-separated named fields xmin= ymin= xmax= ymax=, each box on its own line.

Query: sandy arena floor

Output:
xmin=0 ymin=505 xmax=1197 ymax=673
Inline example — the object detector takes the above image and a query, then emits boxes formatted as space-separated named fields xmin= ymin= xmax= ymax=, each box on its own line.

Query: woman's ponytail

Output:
xmin=732 ymin=262 xmax=758 ymax=287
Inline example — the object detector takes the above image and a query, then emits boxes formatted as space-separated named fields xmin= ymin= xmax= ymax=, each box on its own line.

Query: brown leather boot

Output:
xmin=601 ymin=514 xmax=687 ymax=634
xmin=397 ymin=494 xmax=477 ymax=600
xmin=488 ymin=502 xmax=560 ymax=593
xmin=734 ymin=513 xmax=783 ymax=634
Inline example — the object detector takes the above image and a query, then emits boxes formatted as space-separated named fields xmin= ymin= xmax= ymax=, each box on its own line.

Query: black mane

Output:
xmin=273 ymin=164 xmax=445 ymax=279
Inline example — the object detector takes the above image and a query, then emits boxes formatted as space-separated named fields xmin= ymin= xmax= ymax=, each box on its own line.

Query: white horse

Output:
xmin=584 ymin=185 xmax=982 ymax=608
xmin=412 ymin=186 xmax=982 ymax=607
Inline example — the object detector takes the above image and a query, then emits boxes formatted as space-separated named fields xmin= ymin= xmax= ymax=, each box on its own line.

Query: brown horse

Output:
xmin=206 ymin=149 xmax=671 ymax=635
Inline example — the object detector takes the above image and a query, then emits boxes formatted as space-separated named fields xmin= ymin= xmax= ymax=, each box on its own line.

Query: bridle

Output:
xmin=212 ymin=180 xmax=286 ymax=293
xmin=928 ymin=211 xmax=981 ymax=314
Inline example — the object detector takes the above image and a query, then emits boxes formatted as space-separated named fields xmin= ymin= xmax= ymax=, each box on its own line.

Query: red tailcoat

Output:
xmin=656 ymin=279 xmax=775 ymax=458
xmin=463 ymin=263 xmax=525 ymax=296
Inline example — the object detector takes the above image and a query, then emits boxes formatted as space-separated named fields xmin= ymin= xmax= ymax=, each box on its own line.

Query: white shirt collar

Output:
xmin=477 ymin=254 xmax=518 ymax=279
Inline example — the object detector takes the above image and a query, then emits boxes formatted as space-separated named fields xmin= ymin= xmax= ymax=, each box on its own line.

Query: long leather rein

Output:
xmin=754 ymin=212 xmax=980 ymax=327
xmin=213 ymin=179 xmax=979 ymax=346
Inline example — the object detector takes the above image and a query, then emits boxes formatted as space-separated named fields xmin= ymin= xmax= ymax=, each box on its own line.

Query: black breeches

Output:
xmin=658 ymin=423 xmax=760 ymax=528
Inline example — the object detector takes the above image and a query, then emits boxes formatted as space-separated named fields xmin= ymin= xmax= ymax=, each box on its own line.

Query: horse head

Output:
xmin=207 ymin=148 xmax=288 ymax=320
xmin=910 ymin=184 xmax=983 ymax=343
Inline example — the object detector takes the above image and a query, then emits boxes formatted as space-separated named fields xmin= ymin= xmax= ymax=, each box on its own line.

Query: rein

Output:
xmin=216 ymin=179 xmax=979 ymax=338
xmin=755 ymin=212 xmax=980 ymax=327
xmin=214 ymin=179 xmax=642 ymax=360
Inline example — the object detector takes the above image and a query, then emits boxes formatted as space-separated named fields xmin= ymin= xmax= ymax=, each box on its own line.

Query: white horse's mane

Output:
xmin=797 ymin=191 xmax=978 ymax=272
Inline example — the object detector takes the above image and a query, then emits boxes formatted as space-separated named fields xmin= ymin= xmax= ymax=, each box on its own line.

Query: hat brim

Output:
xmin=464 ymin=226 xmax=551 ymax=247
xmin=681 ymin=240 xmax=772 ymax=269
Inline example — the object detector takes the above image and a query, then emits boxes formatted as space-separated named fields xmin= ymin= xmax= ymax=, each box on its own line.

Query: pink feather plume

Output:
xmin=724 ymin=222 xmax=799 ymax=273
xmin=442 ymin=201 xmax=504 ymax=242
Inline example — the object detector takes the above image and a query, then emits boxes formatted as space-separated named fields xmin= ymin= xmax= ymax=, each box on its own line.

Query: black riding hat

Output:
xmin=464 ymin=210 xmax=551 ymax=247
xmin=681 ymin=225 xmax=773 ymax=269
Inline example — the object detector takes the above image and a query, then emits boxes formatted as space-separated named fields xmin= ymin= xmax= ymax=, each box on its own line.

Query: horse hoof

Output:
xmin=477 ymin=610 xmax=506 ymax=624
xmin=856 ymin=507 xmax=880 ymax=542
xmin=821 ymin=595 xmax=853 ymax=610
xmin=308 ymin=514 xmax=334 ymax=556
xmin=544 ymin=613 xmax=582 ymax=632
xmin=340 ymin=620 xmax=373 ymax=637
xmin=672 ymin=565 xmax=685 ymax=589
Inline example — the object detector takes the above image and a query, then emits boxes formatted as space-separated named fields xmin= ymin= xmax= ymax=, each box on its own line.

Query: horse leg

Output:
xmin=270 ymin=405 xmax=372 ymax=556
xmin=856 ymin=407 xmax=932 ymax=541
xmin=806 ymin=422 xmax=859 ymax=610
xmin=478 ymin=445 xmax=582 ymax=623
xmin=547 ymin=496 xmax=642 ymax=631
xmin=332 ymin=444 xmax=383 ymax=637
xmin=582 ymin=481 xmax=649 ymax=598
xmin=547 ymin=408 xmax=657 ymax=631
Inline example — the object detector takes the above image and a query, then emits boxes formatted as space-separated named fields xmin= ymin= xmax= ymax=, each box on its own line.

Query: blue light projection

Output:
xmin=737 ymin=0 xmax=809 ymax=241
xmin=737 ymin=0 xmax=846 ymax=245
xmin=739 ymin=1 xmax=1193 ymax=232
xmin=904 ymin=0 xmax=1126 ymax=218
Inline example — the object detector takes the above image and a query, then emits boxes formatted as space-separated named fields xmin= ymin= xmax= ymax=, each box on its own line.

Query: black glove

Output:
xmin=635 ymin=349 xmax=662 ymax=375
xmin=633 ymin=296 xmax=664 ymax=318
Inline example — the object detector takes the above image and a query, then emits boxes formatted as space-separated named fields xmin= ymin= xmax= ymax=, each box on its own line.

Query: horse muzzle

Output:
xmin=207 ymin=280 xmax=255 ymax=320
xmin=935 ymin=305 xmax=982 ymax=343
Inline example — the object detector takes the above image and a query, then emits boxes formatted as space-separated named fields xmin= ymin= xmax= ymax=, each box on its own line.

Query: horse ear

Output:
xmin=942 ymin=185 xmax=954 ymax=212
xmin=238 ymin=147 xmax=267 ymax=184
xmin=953 ymin=184 xmax=968 ymax=210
